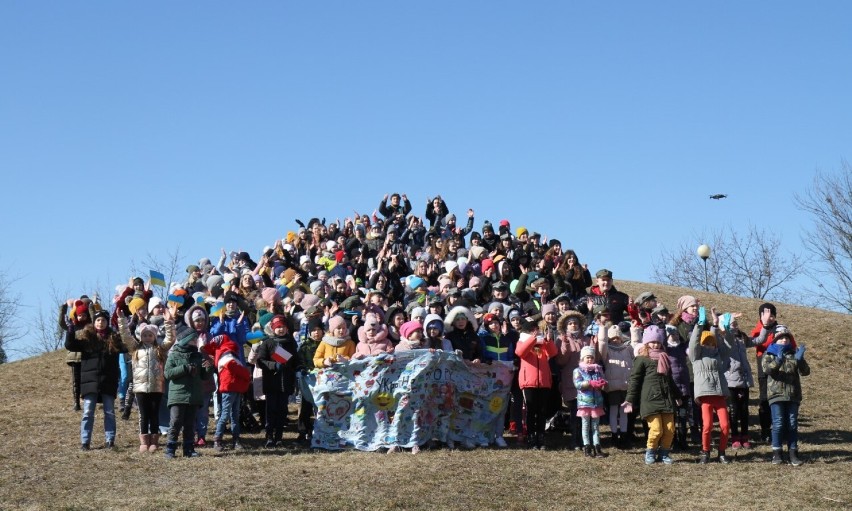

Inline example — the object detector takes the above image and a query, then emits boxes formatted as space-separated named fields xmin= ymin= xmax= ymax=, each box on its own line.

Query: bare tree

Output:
xmin=795 ymin=160 xmax=852 ymax=313
xmin=0 ymin=268 xmax=24 ymax=364
xmin=25 ymin=282 xmax=71 ymax=357
xmin=652 ymin=225 xmax=805 ymax=302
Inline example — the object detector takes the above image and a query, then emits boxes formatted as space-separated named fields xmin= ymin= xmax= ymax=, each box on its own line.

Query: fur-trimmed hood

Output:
xmin=184 ymin=304 xmax=208 ymax=331
xmin=443 ymin=305 xmax=478 ymax=333
xmin=557 ymin=310 xmax=586 ymax=332
xmin=75 ymin=324 xmax=123 ymax=354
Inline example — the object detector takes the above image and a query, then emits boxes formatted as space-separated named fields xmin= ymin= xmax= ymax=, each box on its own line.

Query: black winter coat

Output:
xmin=65 ymin=325 xmax=126 ymax=401
xmin=256 ymin=335 xmax=299 ymax=396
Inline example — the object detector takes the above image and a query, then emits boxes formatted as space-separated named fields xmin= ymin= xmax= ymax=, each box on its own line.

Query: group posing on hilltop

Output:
xmin=62 ymin=193 xmax=810 ymax=465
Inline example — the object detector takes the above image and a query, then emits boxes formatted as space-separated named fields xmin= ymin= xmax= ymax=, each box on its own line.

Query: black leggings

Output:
xmin=136 ymin=392 xmax=163 ymax=435
xmin=728 ymin=387 xmax=749 ymax=437
xmin=523 ymin=388 xmax=549 ymax=436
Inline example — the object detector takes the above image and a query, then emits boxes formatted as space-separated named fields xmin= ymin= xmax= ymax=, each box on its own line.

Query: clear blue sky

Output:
xmin=1 ymin=2 xmax=850 ymax=357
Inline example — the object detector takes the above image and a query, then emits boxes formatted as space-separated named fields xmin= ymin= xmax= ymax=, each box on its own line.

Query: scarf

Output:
xmin=681 ymin=312 xmax=696 ymax=324
xmin=322 ymin=334 xmax=348 ymax=348
xmin=579 ymin=362 xmax=601 ymax=373
xmin=648 ymin=346 xmax=671 ymax=375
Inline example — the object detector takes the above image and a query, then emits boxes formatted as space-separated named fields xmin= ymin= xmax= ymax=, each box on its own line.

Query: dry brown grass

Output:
xmin=1 ymin=281 xmax=851 ymax=510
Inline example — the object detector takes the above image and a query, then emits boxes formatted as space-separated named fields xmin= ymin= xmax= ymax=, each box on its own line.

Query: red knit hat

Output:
xmin=270 ymin=315 xmax=288 ymax=331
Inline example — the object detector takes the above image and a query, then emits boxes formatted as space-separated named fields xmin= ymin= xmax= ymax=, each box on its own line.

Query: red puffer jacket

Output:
xmin=516 ymin=333 xmax=557 ymax=389
xmin=203 ymin=335 xmax=251 ymax=393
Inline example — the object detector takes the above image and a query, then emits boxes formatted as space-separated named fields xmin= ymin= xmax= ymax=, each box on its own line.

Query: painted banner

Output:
xmin=306 ymin=350 xmax=513 ymax=451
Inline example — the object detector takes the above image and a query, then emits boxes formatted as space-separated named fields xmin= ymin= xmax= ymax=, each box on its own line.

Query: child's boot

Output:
xmin=718 ymin=450 xmax=731 ymax=464
xmin=644 ymin=448 xmax=657 ymax=465
xmin=213 ymin=436 xmax=224 ymax=453
xmin=183 ymin=441 xmax=201 ymax=458
xmin=698 ymin=450 xmax=710 ymax=464
xmin=232 ymin=435 xmax=244 ymax=451
xmin=164 ymin=441 xmax=177 ymax=459
xmin=139 ymin=434 xmax=149 ymax=453
xmin=148 ymin=434 xmax=159 ymax=452
xmin=594 ymin=444 xmax=606 ymax=458
xmin=584 ymin=444 xmax=593 ymax=457
xmin=788 ymin=449 xmax=803 ymax=466
xmin=658 ymin=448 xmax=674 ymax=465
xmin=771 ymin=448 xmax=783 ymax=464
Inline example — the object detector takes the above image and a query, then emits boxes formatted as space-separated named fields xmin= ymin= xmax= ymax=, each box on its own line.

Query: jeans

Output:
xmin=81 ymin=393 xmax=116 ymax=445
xmin=580 ymin=416 xmax=601 ymax=446
xmin=770 ymin=401 xmax=800 ymax=450
xmin=215 ymin=392 xmax=241 ymax=439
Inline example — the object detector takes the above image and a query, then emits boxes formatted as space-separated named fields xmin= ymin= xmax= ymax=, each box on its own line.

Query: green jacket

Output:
xmin=164 ymin=343 xmax=212 ymax=407
xmin=762 ymin=352 xmax=809 ymax=405
xmin=626 ymin=356 xmax=681 ymax=419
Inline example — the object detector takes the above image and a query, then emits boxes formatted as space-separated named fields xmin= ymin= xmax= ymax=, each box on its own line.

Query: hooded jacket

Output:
xmin=65 ymin=324 xmax=126 ymax=400
xmin=117 ymin=315 xmax=176 ymax=394
xmin=354 ymin=313 xmax=394 ymax=357
xmin=516 ymin=333 xmax=557 ymax=389
xmin=164 ymin=334 xmax=213 ymax=407
xmin=202 ymin=334 xmax=251 ymax=394
xmin=689 ymin=325 xmax=730 ymax=401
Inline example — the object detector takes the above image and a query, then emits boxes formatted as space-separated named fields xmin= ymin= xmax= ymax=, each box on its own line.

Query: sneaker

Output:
xmin=594 ymin=445 xmax=606 ymax=458
xmin=105 ymin=440 xmax=115 ymax=449
xmin=508 ymin=421 xmax=518 ymax=434
xmin=658 ymin=449 xmax=674 ymax=465
xmin=731 ymin=439 xmax=742 ymax=449
xmin=495 ymin=437 xmax=508 ymax=448
xmin=644 ymin=449 xmax=657 ymax=465
xmin=771 ymin=449 xmax=783 ymax=465
xmin=232 ymin=441 xmax=244 ymax=451
xmin=478 ymin=439 xmax=490 ymax=448
xmin=446 ymin=440 xmax=456 ymax=450
xmin=698 ymin=451 xmax=710 ymax=464
xmin=80 ymin=443 xmax=90 ymax=451
xmin=411 ymin=445 xmax=421 ymax=454
xmin=584 ymin=445 xmax=593 ymax=458
xmin=264 ymin=439 xmax=276 ymax=449
xmin=185 ymin=450 xmax=202 ymax=458
xmin=387 ymin=446 xmax=400 ymax=454
xmin=462 ymin=440 xmax=476 ymax=450
xmin=213 ymin=440 xmax=224 ymax=453
xmin=196 ymin=438 xmax=206 ymax=448
xmin=742 ymin=439 xmax=752 ymax=449
xmin=718 ymin=451 xmax=731 ymax=464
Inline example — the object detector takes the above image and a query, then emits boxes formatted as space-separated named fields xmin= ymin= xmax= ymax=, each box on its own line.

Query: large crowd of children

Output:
xmin=62 ymin=193 xmax=810 ymax=465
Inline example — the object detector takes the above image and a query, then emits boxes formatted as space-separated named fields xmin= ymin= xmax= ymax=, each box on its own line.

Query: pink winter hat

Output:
xmin=399 ymin=320 xmax=423 ymax=340
xmin=261 ymin=287 xmax=279 ymax=305
xmin=328 ymin=315 xmax=347 ymax=332
xmin=676 ymin=295 xmax=697 ymax=311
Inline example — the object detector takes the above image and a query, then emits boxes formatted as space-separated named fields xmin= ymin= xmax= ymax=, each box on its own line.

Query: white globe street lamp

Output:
xmin=697 ymin=244 xmax=711 ymax=292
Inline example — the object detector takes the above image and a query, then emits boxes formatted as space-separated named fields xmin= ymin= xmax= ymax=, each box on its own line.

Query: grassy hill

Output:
xmin=1 ymin=281 xmax=851 ymax=510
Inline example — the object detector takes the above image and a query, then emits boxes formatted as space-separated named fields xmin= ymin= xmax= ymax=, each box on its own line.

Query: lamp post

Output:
xmin=697 ymin=244 xmax=711 ymax=292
